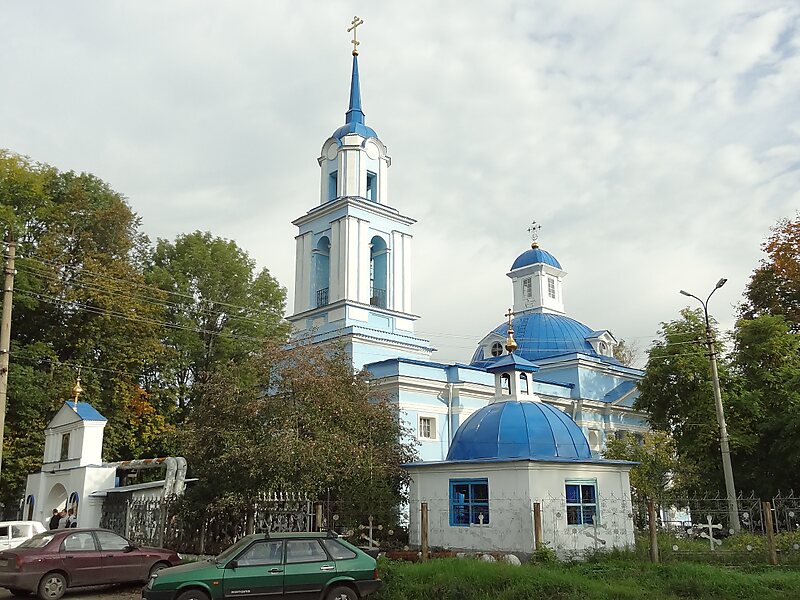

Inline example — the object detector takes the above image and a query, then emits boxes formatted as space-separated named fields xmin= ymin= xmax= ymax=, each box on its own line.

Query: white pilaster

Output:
xmin=294 ymin=232 xmax=312 ymax=314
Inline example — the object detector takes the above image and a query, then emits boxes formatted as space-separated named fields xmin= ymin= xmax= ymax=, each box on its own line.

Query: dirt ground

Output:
xmin=0 ymin=584 xmax=141 ymax=599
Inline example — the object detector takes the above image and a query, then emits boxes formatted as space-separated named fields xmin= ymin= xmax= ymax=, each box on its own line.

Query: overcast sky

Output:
xmin=2 ymin=1 xmax=798 ymax=364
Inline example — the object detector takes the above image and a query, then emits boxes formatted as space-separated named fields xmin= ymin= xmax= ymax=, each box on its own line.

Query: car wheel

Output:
xmin=176 ymin=590 xmax=210 ymax=600
xmin=148 ymin=560 xmax=170 ymax=579
xmin=37 ymin=572 xmax=67 ymax=600
xmin=326 ymin=585 xmax=358 ymax=600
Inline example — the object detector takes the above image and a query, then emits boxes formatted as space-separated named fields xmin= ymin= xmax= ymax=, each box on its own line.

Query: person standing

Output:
xmin=47 ymin=509 xmax=60 ymax=530
xmin=66 ymin=508 xmax=77 ymax=528
xmin=57 ymin=510 xmax=68 ymax=529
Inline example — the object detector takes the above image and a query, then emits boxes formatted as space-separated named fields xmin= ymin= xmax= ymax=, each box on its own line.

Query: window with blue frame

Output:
xmin=566 ymin=481 xmax=598 ymax=525
xmin=450 ymin=479 xmax=489 ymax=526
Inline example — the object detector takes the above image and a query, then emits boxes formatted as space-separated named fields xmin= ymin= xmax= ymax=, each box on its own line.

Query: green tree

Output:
xmin=635 ymin=309 xmax=746 ymax=494
xmin=0 ymin=150 xmax=172 ymax=510
xmin=742 ymin=213 xmax=800 ymax=329
xmin=613 ymin=338 xmax=640 ymax=367
xmin=146 ymin=232 xmax=287 ymax=413
xmin=604 ymin=431 xmax=696 ymax=502
xmin=182 ymin=341 xmax=416 ymax=526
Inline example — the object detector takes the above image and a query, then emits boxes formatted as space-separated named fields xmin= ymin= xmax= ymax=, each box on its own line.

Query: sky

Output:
xmin=1 ymin=1 xmax=798 ymax=365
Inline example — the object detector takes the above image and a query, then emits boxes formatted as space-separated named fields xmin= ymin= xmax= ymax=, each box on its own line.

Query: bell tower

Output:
xmin=287 ymin=18 xmax=433 ymax=370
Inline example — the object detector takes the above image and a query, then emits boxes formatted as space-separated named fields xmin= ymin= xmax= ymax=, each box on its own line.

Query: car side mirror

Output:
xmin=124 ymin=544 xmax=137 ymax=553
xmin=226 ymin=560 xmax=238 ymax=570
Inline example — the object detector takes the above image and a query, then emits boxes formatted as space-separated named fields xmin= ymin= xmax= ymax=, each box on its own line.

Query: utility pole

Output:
xmin=681 ymin=279 xmax=740 ymax=533
xmin=0 ymin=230 xmax=16 ymax=479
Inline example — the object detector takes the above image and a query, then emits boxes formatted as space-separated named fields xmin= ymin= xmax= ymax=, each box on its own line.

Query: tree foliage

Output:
xmin=182 ymin=341 xmax=416 ymax=520
xmin=742 ymin=213 xmax=800 ymax=329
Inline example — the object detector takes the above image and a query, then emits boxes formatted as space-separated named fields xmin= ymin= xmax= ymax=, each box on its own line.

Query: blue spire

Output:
xmin=331 ymin=54 xmax=379 ymax=141
xmin=346 ymin=55 xmax=365 ymax=125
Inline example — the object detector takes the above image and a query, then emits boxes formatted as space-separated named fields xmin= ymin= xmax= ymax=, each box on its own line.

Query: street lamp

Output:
xmin=680 ymin=278 xmax=740 ymax=533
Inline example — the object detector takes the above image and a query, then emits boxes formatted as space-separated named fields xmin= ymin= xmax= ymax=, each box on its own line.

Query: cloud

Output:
xmin=1 ymin=0 xmax=798 ymax=365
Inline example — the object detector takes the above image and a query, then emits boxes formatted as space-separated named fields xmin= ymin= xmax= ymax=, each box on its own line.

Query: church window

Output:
xmin=450 ymin=479 xmax=489 ymax=526
xmin=490 ymin=342 xmax=503 ymax=357
xmin=370 ymin=236 xmax=388 ymax=308
xmin=522 ymin=277 xmax=532 ymax=298
xmin=60 ymin=433 xmax=70 ymax=461
xmin=566 ymin=481 xmax=598 ymax=525
xmin=328 ymin=171 xmax=338 ymax=202
xmin=419 ymin=416 xmax=436 ymax=440
xmin=25 ymin=495 xmax=35 ymax=521
xmin=69 ymin=492 xmax=79 ymax=519
xmin=547 ymin=277 xmax=556 ymax=299
xmin=598 ymin=341 xmax=608 ymax=355
xmin=366 ymin=171 xmax=377 ymax=201
xmin=500 ymin=373 xmax=511 ymax=395
xmin=314 ymin=236 xmax=331 ymax=307
xmin=519 ymin=373 xmax=529 ymax=394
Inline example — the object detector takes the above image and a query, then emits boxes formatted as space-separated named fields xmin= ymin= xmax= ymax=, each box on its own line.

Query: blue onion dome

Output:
xmin=471 ymin=312 xmax=599 ymax=363
xmin=447 ymin=399 xmax=592 ymax=461
xmin=511 ymin=246 xmax=562 ymax=270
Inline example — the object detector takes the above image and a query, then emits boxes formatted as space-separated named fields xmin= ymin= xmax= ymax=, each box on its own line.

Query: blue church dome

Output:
xmin=472 ymin=312 xmax=598 ymax=363
xmin=447 ymin=399 xmax=592 ymax=461
xmin=332 ymin=54 xmax=380 ymax=142
xmin=511 ymin=247 xmax=562 ymax=270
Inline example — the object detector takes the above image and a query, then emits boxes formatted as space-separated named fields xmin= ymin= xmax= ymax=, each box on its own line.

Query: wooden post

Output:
xmin=647 ymin=500 xmax=659 ymax=564
xmin=763 ymin=501 xmax=778 ymax=565
xmin=533 ymin=502 xmax=542 ymax=551
xmin=420 ymin=502 xmax=429 ymax=561
xmin=315 ymin=503 xmax=324 ymax=531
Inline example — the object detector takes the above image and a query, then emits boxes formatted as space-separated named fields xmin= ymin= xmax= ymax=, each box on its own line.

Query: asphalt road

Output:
xmin=0 ymin=584 xmax=141 ymax=599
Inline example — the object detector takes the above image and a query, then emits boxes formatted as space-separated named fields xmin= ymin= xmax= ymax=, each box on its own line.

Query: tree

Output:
xmin=0 ymin=150 xmax=172 ymax=510
xmin=604 ymin=431 xmax=696 ymax=502
xmin=182 ymin=341 xmax=416 ymax=526
xmin=742 ymin=213 xmax=800 ymax=329
xmin=634 ymin=309 xmax=742 ymax=494
xmin=613 ymin=338 xmax=640 ymax=367
xmin=146 ymin=232 xmax=287 ymax=413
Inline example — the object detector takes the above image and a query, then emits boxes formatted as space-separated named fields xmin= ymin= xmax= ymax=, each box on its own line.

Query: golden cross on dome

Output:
xmin=527 ymin=221 xmax=541 ymax=248
xmin=347 ymin=15 xmax=364 ymax=56
xmin=505 ymin=308 xmax=514 ymax=325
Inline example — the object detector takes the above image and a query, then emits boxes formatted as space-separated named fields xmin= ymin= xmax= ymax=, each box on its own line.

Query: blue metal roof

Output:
xmin=603 ymin=380 xmax=638 ymax=404
xmin=332 ymin=55 xmax=379 ymax=141
xmin=471 ymin=312 xmax=598 ymax=363
xmin=510 ymin=246 xmax=562 ymax=270
xmin=65 ymin=401 xmax=106 ymax=422
xmin=484 ymin=353 xmax=540 ymax=373
xmin=447 ymin=399 xmax=591 ymax=461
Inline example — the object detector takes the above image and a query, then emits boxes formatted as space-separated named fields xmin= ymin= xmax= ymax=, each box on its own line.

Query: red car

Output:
xmin=0 ymin=528 xmax=181 ymax=599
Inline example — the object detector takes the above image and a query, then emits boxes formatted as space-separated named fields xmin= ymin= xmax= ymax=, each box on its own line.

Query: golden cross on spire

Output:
xmin=505 ymin=308 xmax=514 ymax=325
xmin=527 ymin=221 xmax=541 ymax=248
xmin=347 ymin=15 xmax=364 ymax=56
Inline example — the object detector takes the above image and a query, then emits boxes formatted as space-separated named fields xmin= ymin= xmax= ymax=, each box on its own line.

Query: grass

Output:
xmin=373 ymin=554 xmax=800 ymax=600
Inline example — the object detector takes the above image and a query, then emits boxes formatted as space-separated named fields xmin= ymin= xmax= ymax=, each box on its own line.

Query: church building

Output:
xmin=288 ymin=33 xmax=649 ymax=464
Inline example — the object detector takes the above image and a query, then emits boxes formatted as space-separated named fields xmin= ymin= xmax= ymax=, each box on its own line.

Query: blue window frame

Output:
xmin=449 ymin=479 xmax=489 ymax=526
xmin=566 ymin=481 xmax=598 ymax=525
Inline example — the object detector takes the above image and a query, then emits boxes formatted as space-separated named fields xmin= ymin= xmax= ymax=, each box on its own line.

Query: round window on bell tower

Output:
xmin=491 ymin=342 xmax=503 ymax=357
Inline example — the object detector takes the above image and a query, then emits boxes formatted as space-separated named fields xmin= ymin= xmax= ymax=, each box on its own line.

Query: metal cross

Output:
xmin=527 ymin=221 xmax=541 ymax=245
xmin=347 ymin=15 xmax=364 ymax=56
xmin=690 ymin=515 xmax=723 ymax=550
xmin=505 ymin=308 xmax=514 ymax=326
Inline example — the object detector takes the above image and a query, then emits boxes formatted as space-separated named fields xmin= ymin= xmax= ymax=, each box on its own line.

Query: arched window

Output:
xmin=370 ymin=236 xmax=388 ymax=308
xmin=500 ymin=373 xmax=511 ymax=395
xmin=519 ymin=373 xmax=529 ymax=395
xmin=25 ymin=495 xmax=35 ymax=520
xmin=68 ymin=492 xmax=79 ymax=520
xmin=313 ymin=236 xmax=330 ymax=307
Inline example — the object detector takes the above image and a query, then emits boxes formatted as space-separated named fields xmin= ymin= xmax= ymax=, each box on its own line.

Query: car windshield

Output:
xmin=17 ymin=532 xmax=56 ymax=549
xmin=215 ymin=536 xmax=255 ymax=563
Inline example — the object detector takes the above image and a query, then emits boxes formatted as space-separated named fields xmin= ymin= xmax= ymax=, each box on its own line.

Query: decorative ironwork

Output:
xmin=316 ymin=287 xmax=329 ymax=307
xmin=369 ymin=287 xmax=386 ymax=308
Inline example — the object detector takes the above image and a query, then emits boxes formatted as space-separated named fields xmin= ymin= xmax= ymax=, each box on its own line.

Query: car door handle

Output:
xmin=105 ymin=554 xmax=114 ymax=558
xmin=268 ymin=568 xmax=283 ymax=574
xmin=320 ymin=565 xmax=334 ymax=571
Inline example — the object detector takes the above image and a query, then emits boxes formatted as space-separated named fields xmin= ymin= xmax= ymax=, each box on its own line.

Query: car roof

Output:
xmin=243 ymin=532 xmax=341 ymax=540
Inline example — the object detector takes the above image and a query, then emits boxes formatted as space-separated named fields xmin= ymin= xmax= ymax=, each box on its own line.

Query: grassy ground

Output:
xmin=373 ymin=554 xmax=800 ymax=600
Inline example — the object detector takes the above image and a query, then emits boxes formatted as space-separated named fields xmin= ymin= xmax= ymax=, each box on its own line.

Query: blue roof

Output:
xmin=65 ymin=401 xmax=106 ymax=422
xmin=332 ymin=55 xmax=379 ymax=141
xmin=447 ymin=399 xmax=591 ymax=461
xmin=472 ymin=312 xmax=599 ymax=363
xmin=511 ymin=247 xmax=562 ymax=270
xmin=484 ymin=353 xmax=539 ymax=373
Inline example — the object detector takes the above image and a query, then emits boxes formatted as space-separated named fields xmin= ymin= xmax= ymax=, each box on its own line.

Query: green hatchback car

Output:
xmin=141 ymin=532 xmax=383 ymax=600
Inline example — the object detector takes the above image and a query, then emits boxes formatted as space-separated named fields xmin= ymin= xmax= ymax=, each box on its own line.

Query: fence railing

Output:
xmin=369 ymin=287 xmax=386 ymax=308
xmin=316 ymin=287 xmax=329 ymax=307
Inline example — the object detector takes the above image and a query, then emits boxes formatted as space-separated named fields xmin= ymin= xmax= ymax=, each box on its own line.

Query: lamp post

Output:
xmin=680 ymin=278 xmax=740 ymax=533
